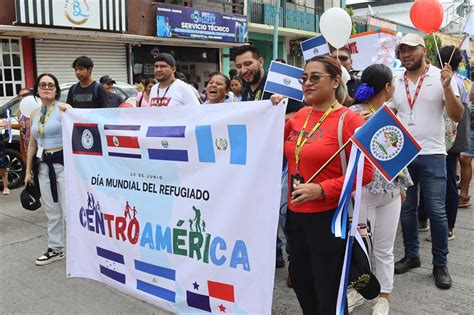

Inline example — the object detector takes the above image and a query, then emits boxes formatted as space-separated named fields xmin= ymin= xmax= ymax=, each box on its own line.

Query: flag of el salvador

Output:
xmin=300 ymin=35 xmax=330 ymax=63
xmin=264 ymin=61 xmax=304 ymax=102
xmin=146 ymin=126 xmax=189 ymax=162
xmin=351 ymin=105 xmax=422 ymax=182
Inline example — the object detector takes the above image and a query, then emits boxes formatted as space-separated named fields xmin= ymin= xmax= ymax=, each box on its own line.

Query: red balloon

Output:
xmin=410 ymin=0 xmax=444 ymax=33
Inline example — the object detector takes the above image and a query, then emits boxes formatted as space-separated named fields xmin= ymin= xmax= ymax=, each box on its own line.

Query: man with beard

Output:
xmin=391 ymin=33 xmax=463 ymax=290
xmin=234 ymin=46 xmax=303 ymax=120
xmin=67 ymin=56 xmax=111 ymax=108
xmin=330 ymin=46 xmax=361 ymax=106
xmin=149 ymin=53 xmax=201 ymax=107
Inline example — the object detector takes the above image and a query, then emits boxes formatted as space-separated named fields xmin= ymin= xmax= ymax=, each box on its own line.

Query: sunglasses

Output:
xmin=335 ymin=55 xmax=350 ymax=62
xmin=298 ymin=73 xmax=332 ymax=85
xmin=38 ymin=83 xmax=56 ymax=90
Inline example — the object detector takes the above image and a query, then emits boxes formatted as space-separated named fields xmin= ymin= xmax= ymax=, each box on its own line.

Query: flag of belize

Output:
xmin=351 ymin=105 xmax=422 ymax=182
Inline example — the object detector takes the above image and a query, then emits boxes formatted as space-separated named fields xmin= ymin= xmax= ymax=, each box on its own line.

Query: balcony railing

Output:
xmin=248 ymin=0 xmax=323 ymax=33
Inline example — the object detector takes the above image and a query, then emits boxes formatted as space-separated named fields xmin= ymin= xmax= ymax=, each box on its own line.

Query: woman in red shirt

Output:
xmin=283 ymin=55 xmax=373 ymax=314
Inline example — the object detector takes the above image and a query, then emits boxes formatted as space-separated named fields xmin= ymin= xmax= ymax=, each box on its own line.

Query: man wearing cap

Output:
xmin=67 ymin=56 xmax=111 ymax=108
xmin=100 ymin=75 xmax=123 ymax=108
xmin=149 ymin=53 xmax=201 ymax=107
xmin=391 ymin=33 xmax=463 ymax=290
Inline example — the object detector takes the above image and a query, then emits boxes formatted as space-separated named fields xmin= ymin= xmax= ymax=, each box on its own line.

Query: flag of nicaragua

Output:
xmin=263 ymin=61 xmax=304 ymax=102
xmin=351 ymin=105 xmax=422 ymax=182
xmin=300 ymin=35 xmax=330 ymax=63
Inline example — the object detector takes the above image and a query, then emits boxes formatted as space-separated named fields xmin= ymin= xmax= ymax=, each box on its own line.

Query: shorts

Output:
xmin=460 ymin=129 xmax=474 ymax=157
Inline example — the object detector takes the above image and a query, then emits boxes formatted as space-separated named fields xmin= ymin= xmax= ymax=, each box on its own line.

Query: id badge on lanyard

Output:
xmin=404 ymin=65 xmax=429 ymax=126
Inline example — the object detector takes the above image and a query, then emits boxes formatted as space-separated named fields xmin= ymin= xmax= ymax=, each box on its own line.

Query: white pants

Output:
xmin=39 ymin=163 xmax=66 ymax=250
xmin=359 ymin=187 xmax=401 ymax=294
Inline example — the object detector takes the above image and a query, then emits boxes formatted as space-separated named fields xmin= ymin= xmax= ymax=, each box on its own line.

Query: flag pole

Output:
xmin=432 ymin=32 xmax=443 ymax=67
xmin=305 ymin=138 xmax=352 ymax=184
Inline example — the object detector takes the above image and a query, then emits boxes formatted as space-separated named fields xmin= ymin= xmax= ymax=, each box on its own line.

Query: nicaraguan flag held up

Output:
xmin=300 ymin=35 xmax=330 ymax=63
xmin=263 ymin=61 xmax=304 ymax=102
xmin=351 ymin=105 xmax=422 ymax=182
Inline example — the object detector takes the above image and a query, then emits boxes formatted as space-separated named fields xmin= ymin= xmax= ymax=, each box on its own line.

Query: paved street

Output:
xmin=1 ymin=183 xmax=473 ymax=314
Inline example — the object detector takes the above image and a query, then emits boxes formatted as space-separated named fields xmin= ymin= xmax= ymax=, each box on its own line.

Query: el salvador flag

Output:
xmin=264 ymin=61 xmax=304 ymax=102
xmin=300 ymin=35 xmax=330 ymax=63
xmin=351 ymin=105 xmax=422 ymax=182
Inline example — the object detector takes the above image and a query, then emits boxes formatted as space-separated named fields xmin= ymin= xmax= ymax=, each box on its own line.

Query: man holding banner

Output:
xmin=391 ymin=34 xmax=464 ymax=290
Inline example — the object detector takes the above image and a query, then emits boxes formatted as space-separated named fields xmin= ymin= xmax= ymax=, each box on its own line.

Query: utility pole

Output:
xmin=273 ymin=0 xmax=281 ymax=60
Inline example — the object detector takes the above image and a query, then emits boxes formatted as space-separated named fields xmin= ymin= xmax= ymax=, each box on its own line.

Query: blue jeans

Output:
xmin=401 ymin=155 xmax=448 ymax=267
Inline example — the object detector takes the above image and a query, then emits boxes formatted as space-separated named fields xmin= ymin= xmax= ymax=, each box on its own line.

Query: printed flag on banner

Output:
xmin=72 ymin=123 xmax=103 ymax=156
xmin=96 ymin=246 xmax=126 ymax=284
xmin=146 ymin=126 xmax=189 ymax=162
xmin=351 ymin=105 xmax=422 ymax=182
xmin=263 ymin=61 xmax=304 ymax=102
xmin=104 ymin=124 xmax=142 ymax=159
xmin=134 ymin=259 xmax=176 ymax=303
xmin=195 ymin=124 xmax=247 ymax=165
xmin=300 ymin=35 xmax=330 ymax=63
xmin=186 ymin=280 xmax=235 ymax=313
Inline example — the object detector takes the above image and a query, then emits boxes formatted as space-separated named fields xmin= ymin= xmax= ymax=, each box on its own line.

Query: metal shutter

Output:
xmin=35 ymin=39 xmax=128 ymax=85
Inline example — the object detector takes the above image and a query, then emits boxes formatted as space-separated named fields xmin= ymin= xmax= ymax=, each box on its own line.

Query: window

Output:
xmin=0 ymin=38 xmax=24 ymax=101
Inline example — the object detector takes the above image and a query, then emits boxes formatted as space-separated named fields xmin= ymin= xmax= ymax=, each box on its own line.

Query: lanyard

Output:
xmin=366 ymin=102 xmax=377 ymax=114
xmin=156 ymin=80 xmax=174 ymax=106
xmin=403 ymin=65 xmax=429 ymax=111
xmin=36 ymin=101 xmax=55 ymax=139
xmin=295 ymin=100 xmax=337 ymax=174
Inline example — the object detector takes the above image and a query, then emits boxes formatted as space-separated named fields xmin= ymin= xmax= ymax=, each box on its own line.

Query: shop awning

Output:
xmin=0 ymin=25 xmax=246 ymax=48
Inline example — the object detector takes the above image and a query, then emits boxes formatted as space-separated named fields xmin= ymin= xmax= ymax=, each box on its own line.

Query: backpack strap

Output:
xmin=338 ymin=110 xmax=349 ymax=174
xmin=92 ymin=81 xmax=100 ymax=100
xmin=138 ymin=93 xmax=144 ymax=107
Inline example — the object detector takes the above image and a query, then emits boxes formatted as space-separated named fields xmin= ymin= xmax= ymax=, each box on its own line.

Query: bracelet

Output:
xmin=319 ymin=184 xmax=326 ymax=200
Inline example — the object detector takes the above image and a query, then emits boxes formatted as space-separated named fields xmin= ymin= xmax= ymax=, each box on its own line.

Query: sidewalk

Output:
xmin=1 ymin=183 xmax=473 ymax=314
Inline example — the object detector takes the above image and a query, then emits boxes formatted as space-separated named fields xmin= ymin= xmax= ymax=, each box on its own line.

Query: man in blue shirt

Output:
xmin=100 ymin=75 xmax=124 ymax=108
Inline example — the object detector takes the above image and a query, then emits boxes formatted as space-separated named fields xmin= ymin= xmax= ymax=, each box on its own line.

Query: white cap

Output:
xmin=399 ymin=33 xmax=426 ymax=48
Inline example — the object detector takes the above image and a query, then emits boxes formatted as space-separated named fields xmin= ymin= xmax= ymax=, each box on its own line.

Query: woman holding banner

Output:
xmin=275 ymin=55 xmax=374 ymax=314
xmin=25 ymin=73 xmax=71 ymax=266
xmin=349 ymin=64 xmax=413 ymax=315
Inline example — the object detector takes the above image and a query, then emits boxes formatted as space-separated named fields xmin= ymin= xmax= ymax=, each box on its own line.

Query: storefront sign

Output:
xmin=15 ymin=0 xmax=126 ymax=32
xmin=156 ymin=4 xmax=248 ymax=43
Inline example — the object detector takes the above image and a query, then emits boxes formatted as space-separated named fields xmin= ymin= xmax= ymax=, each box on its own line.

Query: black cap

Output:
xmin=349 ymin=238 xmax=381 ymax=300
xmin=21 ymin=184 xmax=41 ymax=211
xmin=155 ymin=53 xmax=176 ymax=67
xmin=99 ymin=75 xmax=116 ymax=85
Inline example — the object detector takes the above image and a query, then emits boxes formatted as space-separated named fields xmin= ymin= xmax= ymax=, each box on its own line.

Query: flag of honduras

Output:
xmin=351 ymin=105 xmax=422 ymax=182
xmin=300 ymin=35 xmax=330 ymax=63
xmin=96 ymin=246 xmax=127 ymax=284
xmin=263 ymin=61 xmax=304 ymax=102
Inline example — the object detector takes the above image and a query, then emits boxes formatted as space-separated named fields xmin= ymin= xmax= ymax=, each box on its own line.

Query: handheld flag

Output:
xmin=263 ymin=61 xmax=304 ymax=102
xmin=351 ymin=105 xmax=421 ymax=182
xmin=300 ymin=35 xmax=330 ymax=63
xmin=463 ymin=12 xmax=474 ymax=36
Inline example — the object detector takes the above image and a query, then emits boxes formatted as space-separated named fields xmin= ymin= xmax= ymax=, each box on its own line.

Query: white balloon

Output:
xmin=19 ymin=95 xmax=41 ymax=118
xmin=319 ymin=8 xmax=352 ymax=49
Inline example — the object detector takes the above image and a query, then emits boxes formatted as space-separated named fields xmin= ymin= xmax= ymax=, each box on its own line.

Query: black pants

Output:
xmin=286 ymin=209 xmax=348 ymax=315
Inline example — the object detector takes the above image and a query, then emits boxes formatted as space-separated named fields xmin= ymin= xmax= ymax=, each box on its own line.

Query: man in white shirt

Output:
xmin=149 ymin=53 xmax=201 ymax=107
xmin=391 ymin=34 xmax=463 ymax=290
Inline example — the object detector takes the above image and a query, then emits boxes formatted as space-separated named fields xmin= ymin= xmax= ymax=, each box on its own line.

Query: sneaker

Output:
xmin=372 ymin=297 xmax=390 ymax=315
xmin=2 ymin=188 xmax=10 ymax=195
xmin=459 ymin=196 xmax=471 ymax=208
xmin=35 ymin=248 xmax=65 ymax=266
xmin=418 ymin=220 xmax=429 ymax=232
xmin=433 ymin=266 xmax=452 ymax=289
xmin=448 ymin=229 xmax=455 ymax=240
xmin=347 ymin=288 xmax=365 ymax=312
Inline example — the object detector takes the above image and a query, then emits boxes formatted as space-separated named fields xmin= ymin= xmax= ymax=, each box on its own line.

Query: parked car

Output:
xmin=0 ymin=82 xmax=139 ymax=189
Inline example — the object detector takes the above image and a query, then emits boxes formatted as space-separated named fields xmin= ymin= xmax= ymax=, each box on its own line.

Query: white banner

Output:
xmin=62 ymin=101 xmax=285 ymax=314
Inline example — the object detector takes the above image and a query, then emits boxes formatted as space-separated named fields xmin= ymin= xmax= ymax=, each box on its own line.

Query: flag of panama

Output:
xmin=300 ymin=35 xmax=330 ymax=62
xmin=146 ymin=126 xmax=189 ymax=162
xmin=134 ymin=259 xmax=176 ymax=303
xmin=104 ymin=124 xmax=141 ymax=159
xmin=263 ymin=61 xmax=304 ymax=102
xmin=186 ymin=280 xmax=235 ymax=313
xmin=195 ymin=124 xmax=247 ymax=165
xmin=351 ymin=105 xmax=422 ymax=182
xmin=71 ymin=123 xmax=103 ymax=156
xmin=96 ymin=246 xmax=126 ymax=284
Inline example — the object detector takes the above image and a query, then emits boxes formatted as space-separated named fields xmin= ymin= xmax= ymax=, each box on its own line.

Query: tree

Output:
xmin=345 ymin=7 xmax=357 ymax=35
xmin=423 ymin=34 xmax=442 ymax=66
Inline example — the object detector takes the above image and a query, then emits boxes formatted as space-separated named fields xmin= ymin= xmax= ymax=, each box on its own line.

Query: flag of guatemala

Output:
xmin=264 ymin=61 xmax=304 ymax=102
xmin=300 ymin=35 xmax=330 ymax=63
xmin=351 ymin=105 xmax=422 ymax=182
xmin=71 ymin=123 xmax=103 ymax=156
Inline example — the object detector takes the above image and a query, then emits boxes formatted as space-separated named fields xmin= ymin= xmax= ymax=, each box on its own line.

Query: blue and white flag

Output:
xmin=264 ymin=61 xmax=304 ymax=102
xmin=351 ymin=105 xmax=422 ymax=182
xmin=300 ymin=35 xmax=330 ymax=63
xmin=463 ymin=12 xmax=474 ymax=36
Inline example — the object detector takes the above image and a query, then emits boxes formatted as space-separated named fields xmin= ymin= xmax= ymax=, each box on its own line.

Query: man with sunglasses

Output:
xmin=330 ymin=47 xmax=361 ymax=105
